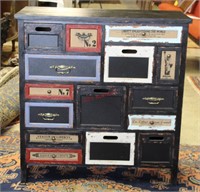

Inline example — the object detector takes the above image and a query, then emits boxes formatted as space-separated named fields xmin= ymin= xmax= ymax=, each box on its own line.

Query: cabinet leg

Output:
xmin=21 ymin=167 xmax=27 ymax=183
xmin=171 ymin=168 xmax=178 ymax=185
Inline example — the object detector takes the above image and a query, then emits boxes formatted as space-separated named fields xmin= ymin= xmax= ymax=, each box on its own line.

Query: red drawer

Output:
xmin=25 ymin=83 xmax=74 ymax=100
xmin=26 ymin=148 xmax=82 ymax=164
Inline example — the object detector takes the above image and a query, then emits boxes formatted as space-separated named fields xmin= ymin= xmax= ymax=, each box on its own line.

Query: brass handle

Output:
xmin=50 ymin=65 xmax=76 ymax=74
xmin=38 ymin=113 xmax=59 ymax=121
xmin=142 ymin=97 xmax=164 ymax=105
xmin=52 ymin=154 xmax=57 ymax=158
xmin=142 ymin=32 xmax=146 ymax=36
xmin=51 ymin=136 xmax=56 ymax=142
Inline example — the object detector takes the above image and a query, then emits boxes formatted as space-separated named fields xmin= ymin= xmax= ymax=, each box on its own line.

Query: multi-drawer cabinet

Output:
xmin=15 ymin=7 xmax=191 ymax=184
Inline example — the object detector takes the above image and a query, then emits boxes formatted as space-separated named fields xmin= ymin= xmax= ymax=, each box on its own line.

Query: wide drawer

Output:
xmin=105 ymin=25 xmax=182 ymax=43
xmin=25 ymin=102 xmax=73 ymax=128
xmin=77 ymin=85 xmax=126 ymax=128
xmin=137 ymin=133 xmax=174 ymax=166
xmin=26 ymin=131 xmax=81 ymax=144
xmin=85 ymin=132 xmax=135 ymax=165
xmin=129 ymin=86 xmax=178 ymax=112
xmin=25 ymin=83 xmax=74 ymax=100
xmin=25 ymin=54 xmax=100 ymax=82
xmin=26 ymin=148 xmax=82 ymax=164
xmin=128 ymin=114 xmax=176 ymax=131
xmin=24 ymin=23 xmax=63 ymax=51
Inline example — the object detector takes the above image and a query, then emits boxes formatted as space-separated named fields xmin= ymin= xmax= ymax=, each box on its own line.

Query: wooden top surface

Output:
xmin=15 ymin=7 xmax=191 ymax=24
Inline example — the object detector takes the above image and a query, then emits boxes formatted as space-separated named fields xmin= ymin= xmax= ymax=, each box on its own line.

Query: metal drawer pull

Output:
xmin=50 ymin=65 xmax=76 ymax=74
xmin=38 ymin=113 xmax=60 ymax=121
xmin=141 ymin=32 xmax=146 ymax=36
xmin=142 ymin=97 xmax=164 ymax=105
xmin=51 ymin=136 xmax=56 ymax=142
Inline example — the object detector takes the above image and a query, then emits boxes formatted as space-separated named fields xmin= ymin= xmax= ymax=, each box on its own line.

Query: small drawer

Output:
xmin=137 ymin=133 xmax=174 ymax=166
xmin=27 ymin=131 xmax=81 ymax=144
xmin=77 ymin=85 xmax=126 ymax=129
xmin=104 ymin=45 xmax=154 ymax=84
xmin=85 ymin=132 xmax=135 ymax=165
xmin=105 ymin=25 xmax=182 ymax=43
xmin=26 ymin=148 xmax=82 ymax=164
xmin=25 ymin=102 xmax=73 ymax=128
xmin=25 ymin=54 xmax=100 ymax=82
xmin=129 ymin=86 xmax=177 ymax=112
xmin=128 ymin=114 xmax=176 ymax=131
xmin=24 ymin=23 xmax=63 ymax=51
xmin=66 ymin=24 xmax=102 ymax=53
xmin=25 ymin=83 xmax=74 ymax=100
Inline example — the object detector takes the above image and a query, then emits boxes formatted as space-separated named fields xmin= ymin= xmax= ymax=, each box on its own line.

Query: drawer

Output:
xmin=104 ymin=46 xmax=154 ymax=84
xmin=85 ymin=132 xmax=135 ymax=165
xmin=105 ymin=25 xmax=182 ymax=43
xmin=77 ymin=85 xmax=126 ymax=128
xmin=26 ymin=148 xmax=82 ymax=164
xmin=25 ymin=102 xmax=73 ymax=128
xmin=129 ymin=86 xmax=177 ymax=111
xmin=156 ymin=47 xmax=181 ymax=84
xmin=66 ymin=24 xmax=102 ymax=53
xmin=27 ymin=131 xmax=81 ymax=144
xmin=25 ymin=83 xmax=74 ymax=100
xmin=24 ymin=23 xmax=63 ymax=51
xmin=25 ymin=54 xmax=100 ymax=82
xmin=137 ymin=133 xmax=174 ymax=166
xmin=128 ymin=114 xmax=176 ymax=131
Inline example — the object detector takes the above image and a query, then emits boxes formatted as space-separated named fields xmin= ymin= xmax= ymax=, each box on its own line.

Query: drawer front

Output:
xmin=137 ymin=133 xmax=174 ymax=166
xmin=27 ymin=131 xmax=81 ymax=144
xmin=25 ymin=102 xmax=73 ymax=128
xmin=25 ymin=54 xmax=100 ymax=82
xmin=25 ymin=83 xmax=74 ymax=100
xmin=26 ymin=148 xmax=82 ymax=164
xmin=104 ymin=46 xmax=154 ymax=84
xmin=128 ymin=115 xmax=176 ymax=131
xmin=24 ymin=23 xmax=63 ymax=51
xmin=85 ymin=132 xmax=135 ymax=165
xmin=105 ymin=26 xmax=182 ymax=43
xmin=77 ymin=85 xmax=126 ymax=128
xmin=129 ymin=86 xmax=177 ymax=111
xmin=157 ymin=47 xmax=181 ymax=84
xmin=66 ymin=24 xmax=102 ymax=53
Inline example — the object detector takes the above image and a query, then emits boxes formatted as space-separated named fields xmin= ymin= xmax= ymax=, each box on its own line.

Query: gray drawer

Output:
xmin=25 ymin=102 xmax=73 ymax=128
xmin=25 ymin=54 xmax=100 ymax=82
xmin=129 ymin=86 xmax=178 ymax=112
xmin=24 ymin=23 xmax=63 ymax=51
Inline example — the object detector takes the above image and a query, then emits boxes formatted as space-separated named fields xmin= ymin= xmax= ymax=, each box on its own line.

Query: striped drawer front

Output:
xmin=26 ymin=148 xmax=82 ymax=164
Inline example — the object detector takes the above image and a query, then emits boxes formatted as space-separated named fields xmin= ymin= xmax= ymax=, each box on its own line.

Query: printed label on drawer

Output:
xmin=25 ymin=84 xmax=74 ymax=100
xmin=26 ymin=148 xmax=82 ymax=164
xmin=30 ymin=134 xmax=79 ymax=143
xmin=128 ymin=115 xmax=176 ymax=130
xmin=105 ymin=26 xmax=182 ymax=43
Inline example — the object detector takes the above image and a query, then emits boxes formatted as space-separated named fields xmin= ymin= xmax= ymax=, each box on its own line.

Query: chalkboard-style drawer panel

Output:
xmin=25 ymin=54 xmax=100 ymax=82
xmin=25 ymin=102 xmax=73 ymax=128
xmin=105 ymin=26 xmax=182 ymax=43
xmin=25 ymin=83 xmax=74 ymax=100
xmin=85 ymin=132 xmax=135 ymax=165
xmin=104 ymin=46 xmax=154 ymax=84
xmin=66 ymin=24 xmax=102 ymax=53
xmin=77 ymin=85 xmax=126 ymax=129
xmin=128 ymin=115 xmax=176 ymax=131
xmin=24 ymin=23 xmax=63 ymax=51
xmin=137 ymin=133 xmax=174 ymax=166
xmin=129 ymin=86 xmax=177 ymax=111
xmin=26 ymin=148 xmax=82 ymax=164
xmin=27 ymin=131 xmax=81 ymax=144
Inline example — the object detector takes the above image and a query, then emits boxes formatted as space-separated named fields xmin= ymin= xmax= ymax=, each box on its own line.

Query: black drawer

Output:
xmin=77 ymin=85 xmax=126 ymax=129
xmin=25 ymin=102 xmax=73 ymax=128
xmin=129 ymin=86 xmax=178 ymax=112
xmin=25 ymin=54 xmax=100 ymax=82
xmin=24 ymin=23 xmax=63 ymax=51
xmin=137 ymin=133 xmax=174 ymax=167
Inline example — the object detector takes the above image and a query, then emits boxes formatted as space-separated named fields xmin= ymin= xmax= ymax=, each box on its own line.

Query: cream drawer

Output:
xmin=105 ymin=26 xmax=182 ymax=43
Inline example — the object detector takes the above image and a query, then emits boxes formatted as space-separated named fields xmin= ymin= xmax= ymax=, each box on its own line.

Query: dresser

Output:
xmin=15 ymin=7 xmax=191 ymax=184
